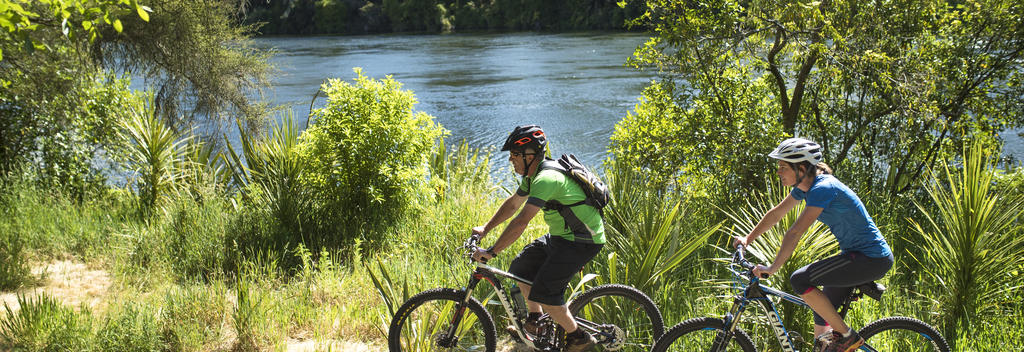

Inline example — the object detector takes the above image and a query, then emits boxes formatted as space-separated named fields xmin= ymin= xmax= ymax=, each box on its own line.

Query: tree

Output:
xmin=0 ymin=0 xmax=272 ymax=197
xmin=621 ymin=0 xmax=1024 ymax=198
xmin=0 ymin=0 xmax=149 ymax=63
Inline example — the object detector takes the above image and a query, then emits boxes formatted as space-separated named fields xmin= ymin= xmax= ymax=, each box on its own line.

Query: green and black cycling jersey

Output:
xmin=517 ymin=168 xmax=606 ymax=244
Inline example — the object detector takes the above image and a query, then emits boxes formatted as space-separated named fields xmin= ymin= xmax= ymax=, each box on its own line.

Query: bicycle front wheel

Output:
xmin=651 ymin=317 xmax=756 ymax=352
xmin=388 ymin=288 xmax=496 ymax=352
xmin=568 ymin=284 xmax=665 ymax=351
xmin=859 ymin=316 xmax=950 ymax=352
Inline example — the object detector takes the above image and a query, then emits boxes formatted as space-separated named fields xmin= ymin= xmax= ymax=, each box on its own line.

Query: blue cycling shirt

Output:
xmin=790 ymin=175 xmax=892 ymax=258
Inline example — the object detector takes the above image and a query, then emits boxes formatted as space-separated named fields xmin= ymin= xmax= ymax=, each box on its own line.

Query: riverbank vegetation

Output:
xmin=240 ymin=0 xmax=647 ymax=35
xmin=2 ymin=0 xmax=1023 ymax=351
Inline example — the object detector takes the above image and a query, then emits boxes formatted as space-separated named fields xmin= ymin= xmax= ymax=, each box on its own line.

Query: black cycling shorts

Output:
xmin=789 ymin=252 xmax=894 ymax=325
xmin=508 ymin=234 xmax=603 ymax=306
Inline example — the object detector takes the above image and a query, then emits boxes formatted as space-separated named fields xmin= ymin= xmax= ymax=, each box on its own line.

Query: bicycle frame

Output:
xmin=719 ymin=266 xmax=810 ymax=352
xmin=459 ymin=260 xmax=540 ymax=347
xmin=445 ymin=239 xmax=616 ymax=351
xmin=721 ymin=247 xmax=880 ymax=352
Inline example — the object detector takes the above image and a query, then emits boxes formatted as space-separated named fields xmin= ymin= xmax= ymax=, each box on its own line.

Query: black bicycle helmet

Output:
xmin=501 ymin=125 xmax=547 ymax=153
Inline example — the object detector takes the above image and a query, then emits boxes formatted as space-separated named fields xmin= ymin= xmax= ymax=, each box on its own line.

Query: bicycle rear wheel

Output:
xmin=568 ymin=284 xmax=665 ymax=351
xmin=858 ymin=316 xmax=950 ymax=352
xmin=388 ymin=288 xmax=496 ymax=352
xmin=651 ymin=317 xmax=756 ymax=352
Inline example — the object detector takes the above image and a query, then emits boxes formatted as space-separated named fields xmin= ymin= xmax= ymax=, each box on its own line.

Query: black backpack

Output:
xmin=540 ymin=154 xmax=611 ymax=212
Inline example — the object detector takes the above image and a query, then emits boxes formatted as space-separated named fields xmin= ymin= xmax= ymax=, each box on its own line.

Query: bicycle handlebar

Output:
xmin=733 ymin=245 xmax=769 ymax=279
xmin=463 ymin=234 xmax=488 ymax=263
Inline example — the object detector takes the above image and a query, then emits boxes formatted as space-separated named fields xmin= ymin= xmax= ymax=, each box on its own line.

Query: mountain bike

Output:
xmin=388 ymin=235 xmax=665 ymax=351
xmin=652 ymin=245 xmax=949 ymax=352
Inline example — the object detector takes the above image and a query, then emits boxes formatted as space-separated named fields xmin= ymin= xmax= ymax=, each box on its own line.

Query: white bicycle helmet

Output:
xmin=768 ymin=138 xmax=823 ymax=164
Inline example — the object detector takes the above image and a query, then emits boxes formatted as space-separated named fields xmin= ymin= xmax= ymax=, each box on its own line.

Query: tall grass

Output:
xmin=908 ymin=142 xmax=1024 ymax=346
xmin=0 ymin=294 xmax=95 ymax=351
xmin=96 ymin=302 xmax=165 ymax=351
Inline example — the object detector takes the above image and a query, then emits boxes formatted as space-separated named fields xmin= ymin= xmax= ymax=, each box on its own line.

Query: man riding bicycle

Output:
xmin=471 ymin=125 xmax=605 ymax=352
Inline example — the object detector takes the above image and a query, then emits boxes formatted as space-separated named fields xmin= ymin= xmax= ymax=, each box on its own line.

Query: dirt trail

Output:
xmin=0 ymin=260 xmax=112 ymax=313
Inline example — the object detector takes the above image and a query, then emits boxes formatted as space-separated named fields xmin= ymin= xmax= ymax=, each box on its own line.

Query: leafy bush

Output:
xmin=298 ymin=68 xmax=447 ymax=247
xmin=0 ymin=294 xmax=95 ymax=351
xmin=0 ymin=70 xmax=142 ymax=199
xmin=608 ymin=80 xmax=782 ymax=200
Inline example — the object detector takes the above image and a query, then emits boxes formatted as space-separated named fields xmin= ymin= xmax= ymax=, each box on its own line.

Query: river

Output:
xmin=252 ymin=32 xmax=1024 ymax=170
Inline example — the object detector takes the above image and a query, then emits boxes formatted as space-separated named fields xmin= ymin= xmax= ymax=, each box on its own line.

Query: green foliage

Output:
xmin=224 ymin=113 xmax=307 ymax=239
xmin=628 ymin=0 xmax=1024 ymax=199
xmin=609 ymin=79 xmax=782 ymax=197
xmin=298 ymin=68 xmax=448 ymax=246
xmin=0 ymin=293 xmax=95 ymax=351
xmin=313 ymin=0 xmax=352 ymax=33
xmin=165 ymin=194 xmax=231 ymax=282
xmin=427 ymin=138 xmax=493 ymax=204
xmin=0 ymin=222 xmax=29 ymax=290
xmin=0 ymin=73 xmax=144 ymax=198
xmin=602 ymin=160 xmax=722 ymax=293
xmin=96 ymin=302 xmax=165 ymax=351
xmin=96 ymin=0 xmax=271 ymax=130
xmin=232 ymin=278 xmax=270 ymax=351
xmin=909 ymin=141 xmax=1024 ymax=346
xmin=0 ymin=169 xmax=132 ymax=260
xmin=0 ymin=0 xmax=149 ymax=61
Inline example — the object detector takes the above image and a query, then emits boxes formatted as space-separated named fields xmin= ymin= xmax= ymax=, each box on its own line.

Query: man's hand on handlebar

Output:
xmin=471 ymin=248 xmax=494 ymax=263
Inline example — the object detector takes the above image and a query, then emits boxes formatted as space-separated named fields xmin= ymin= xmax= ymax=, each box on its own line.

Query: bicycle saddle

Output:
xmin=856 ymin=281 xmax=886 ymax=301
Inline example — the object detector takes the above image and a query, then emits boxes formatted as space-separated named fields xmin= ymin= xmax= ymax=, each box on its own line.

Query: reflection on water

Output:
xmin=254 ymin=32 xmax=653 ymax=171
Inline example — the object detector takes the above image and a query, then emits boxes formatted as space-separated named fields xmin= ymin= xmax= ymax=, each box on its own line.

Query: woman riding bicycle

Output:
xmin=734 ymin=138 xmax=894 ymax=352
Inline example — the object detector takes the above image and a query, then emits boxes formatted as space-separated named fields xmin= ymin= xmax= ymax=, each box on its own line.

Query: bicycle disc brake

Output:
xmin=432 ymin=332 xmax=458 ymax=348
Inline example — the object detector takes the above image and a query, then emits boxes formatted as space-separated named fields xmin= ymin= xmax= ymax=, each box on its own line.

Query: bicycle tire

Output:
xmin=388 ymin=288 xmax=496 ymax=352
xmin=567 ymin=284 xmax=666 ymax=351
xmin=858 ymin=316 xmax=950 ymax=352
xmin=651 ymin=317 xmax=756 ymax=352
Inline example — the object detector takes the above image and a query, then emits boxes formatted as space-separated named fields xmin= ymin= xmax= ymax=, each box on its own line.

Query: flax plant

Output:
xmin=223 ymin=112 xmax=307 ymax=235
xmin=118 ymin=94 xmax=192 ymax=213
xmin=908 ymin=142 xmax=1024 ymax=346
xmin=603 ymin=161 xmax=722 ymax=294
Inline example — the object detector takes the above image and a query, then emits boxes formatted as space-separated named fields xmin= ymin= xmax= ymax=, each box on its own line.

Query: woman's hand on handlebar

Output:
xmin=752 ymin=264 xmax=775 ymax=278
xmin=733 ymin=235 xmax=750 ymax=247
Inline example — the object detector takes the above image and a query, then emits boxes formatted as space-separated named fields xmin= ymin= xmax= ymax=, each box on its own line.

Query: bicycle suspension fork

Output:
xmin=711 ymin=294 xmax=752 ymax=352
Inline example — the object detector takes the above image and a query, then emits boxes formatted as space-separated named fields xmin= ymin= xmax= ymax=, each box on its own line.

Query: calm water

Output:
xmin=252 ymin=32 xmax=1024 ymax=168
xmin=254 ymin=32 xmax=653 ymax=168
